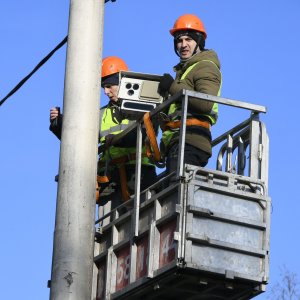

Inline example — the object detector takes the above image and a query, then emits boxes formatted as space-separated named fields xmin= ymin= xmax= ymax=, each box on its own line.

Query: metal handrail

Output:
xmin=96 ymin=90 xmax=268 ymax=222
xmin=98 ymin=90 xmax=266 ymax=155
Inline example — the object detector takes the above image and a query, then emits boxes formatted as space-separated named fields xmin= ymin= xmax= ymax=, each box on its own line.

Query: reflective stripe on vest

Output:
xmin=168 ymin=60 xmax=222 ymax=125
xmin=99 ymin=106 xmax=153 ymax=166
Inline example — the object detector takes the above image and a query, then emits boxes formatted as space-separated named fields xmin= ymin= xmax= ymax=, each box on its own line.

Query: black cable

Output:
xmin=0 ymin=0 xmax=117 ymax=107
xmin=0 ymin=36 xmax=67 ymax=107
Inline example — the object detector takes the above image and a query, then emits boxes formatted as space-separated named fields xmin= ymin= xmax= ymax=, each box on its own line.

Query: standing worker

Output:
xmin=159 ymin=14 xmax=222 ymax=174
xmin=50 ymin=56 xmax=157 ymax=224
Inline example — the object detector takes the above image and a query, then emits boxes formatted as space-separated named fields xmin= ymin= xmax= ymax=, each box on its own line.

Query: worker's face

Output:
xmin=103 ymin=84 xmax=119 ymax=102
xmin=176 ymin=35 xmax=199 ymax=59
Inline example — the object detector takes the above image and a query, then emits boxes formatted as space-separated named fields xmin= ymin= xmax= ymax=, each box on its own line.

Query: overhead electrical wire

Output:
xmin=0 ymin=0 xmax=116 ymax=108
xmin=0 ymin=36 xmax=67 ymax=107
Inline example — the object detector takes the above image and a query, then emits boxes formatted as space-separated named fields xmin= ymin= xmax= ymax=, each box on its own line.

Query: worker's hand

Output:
xmin=50 ymin=107 xmax=60 ymax=122
xmin=158 ymin=73 xmax=174 ymax=95
xmin=104 ymin=134 xmax=115 ymax=149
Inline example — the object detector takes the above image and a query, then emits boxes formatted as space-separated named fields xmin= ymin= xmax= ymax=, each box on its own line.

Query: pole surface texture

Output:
xmin=50 ymin=0 xmax=104 ymax=299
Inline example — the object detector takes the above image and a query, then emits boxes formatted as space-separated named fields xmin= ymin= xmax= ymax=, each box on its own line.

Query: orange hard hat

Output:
xmin=101 ymin=56 xmax=128 ymax=78
xmin=170 ymin=14 xmax=207 ymax=39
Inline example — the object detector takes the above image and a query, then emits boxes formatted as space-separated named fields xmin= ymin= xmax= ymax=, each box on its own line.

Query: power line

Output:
xmin=0 ymin=36 xmax=67 ymax=107
xmin=0 ymin=0 xmax=117 ymax=108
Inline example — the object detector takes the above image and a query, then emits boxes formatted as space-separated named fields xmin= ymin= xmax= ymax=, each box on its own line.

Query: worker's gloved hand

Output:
xmin=50 ymin=106 xmax=61 ymax=125
xmin=104 ymin=134 xmax=115 ymax=149
xmin=158 ymin=73 xmax=174 ymax=95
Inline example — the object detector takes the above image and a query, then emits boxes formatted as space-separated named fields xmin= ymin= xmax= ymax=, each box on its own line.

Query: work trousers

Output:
xmin=166 ymin=143 xmax=211 ymax=175
xmin=98 ymin=165 xmax=157 ymax=226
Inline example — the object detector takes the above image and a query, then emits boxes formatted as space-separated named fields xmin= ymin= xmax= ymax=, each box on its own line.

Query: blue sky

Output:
xmin=1 ymin=0 xmax=300 ymax=299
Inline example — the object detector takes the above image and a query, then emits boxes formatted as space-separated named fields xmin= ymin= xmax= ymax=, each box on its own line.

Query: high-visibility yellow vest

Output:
xmin=168 ymin=60 xmax=221 ymax=124
xmin=99 ymin=105 xmax=152 ymax=166
xmin=161 ymin=60 xmax=222 ymax=148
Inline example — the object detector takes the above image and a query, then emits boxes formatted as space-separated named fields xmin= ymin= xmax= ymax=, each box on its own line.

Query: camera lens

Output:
xmin=133 ymin=83 xmax=139 ymax=90
xmin=127 ymin=89 xmax=134 ymax=96
xmin=126 ymin=83 xmax=132 ymax=89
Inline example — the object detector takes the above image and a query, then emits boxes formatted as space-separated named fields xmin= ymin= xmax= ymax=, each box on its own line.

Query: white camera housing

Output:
xmin=118 ymin=71 xmax=164 ymax=116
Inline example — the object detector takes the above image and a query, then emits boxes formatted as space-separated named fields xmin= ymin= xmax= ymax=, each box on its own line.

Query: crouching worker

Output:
xmin=49 ymin=56 xmax=157 ymax=226
xmin=97 ymin=56 xmax=157 ymax=224
xmin=49 ymin=56 xmax=157 ymax=225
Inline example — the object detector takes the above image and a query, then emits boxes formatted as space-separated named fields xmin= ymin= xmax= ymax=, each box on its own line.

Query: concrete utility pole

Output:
xmin=49 ymin=0 xmax=104 ymax=299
